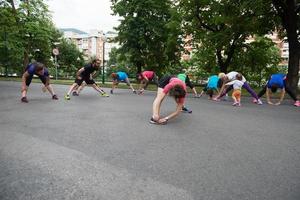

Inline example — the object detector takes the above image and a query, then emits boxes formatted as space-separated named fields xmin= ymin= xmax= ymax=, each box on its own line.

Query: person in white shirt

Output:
xmin=225 ymin=73 xmax=244 ymax=106
xmin=214 ymin=71 xmax=262 ymax=105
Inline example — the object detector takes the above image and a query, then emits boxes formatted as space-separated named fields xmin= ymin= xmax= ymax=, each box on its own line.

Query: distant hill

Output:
xmin=59 ymin=28 xmax=87 ymax=35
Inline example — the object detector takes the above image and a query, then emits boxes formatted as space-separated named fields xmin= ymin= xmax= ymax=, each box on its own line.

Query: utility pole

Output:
xmin=102 ymin=37 xmax=105 ymax=84
xmin=4 ymin=27 xmax=8 ymax=77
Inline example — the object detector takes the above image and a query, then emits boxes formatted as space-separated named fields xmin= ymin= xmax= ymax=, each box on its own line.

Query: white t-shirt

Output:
xmin=226 ymin=71 xmax=246 ymax=83
xmin=225 ymin=80 xmax=244 ymax=90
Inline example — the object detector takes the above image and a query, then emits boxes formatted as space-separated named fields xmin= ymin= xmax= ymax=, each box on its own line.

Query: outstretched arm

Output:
xmin=275 ymin=89 xmax=285 ymax=105
xmin=266 ymin=88 xmax=273 ymax=105
xmin=21 ymin=72 xmax=30 ymax=96
xmin=76 ymin=67 xmax=85 ymax=78
xmin=158 ymin=101 xmax=183 ymax=124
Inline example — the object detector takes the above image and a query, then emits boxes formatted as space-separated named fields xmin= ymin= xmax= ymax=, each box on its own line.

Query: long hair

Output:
xmin=169 ymin=85 xmax=186 ymax=99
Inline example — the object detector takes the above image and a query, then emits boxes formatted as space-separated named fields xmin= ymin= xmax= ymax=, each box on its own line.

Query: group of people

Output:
xmin=21 ymin=59 xmax=300 ymax=125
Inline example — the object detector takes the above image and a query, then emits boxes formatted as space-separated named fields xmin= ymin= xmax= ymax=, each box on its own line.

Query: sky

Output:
xmin=46 ymin=0 xmax=121 ymax=32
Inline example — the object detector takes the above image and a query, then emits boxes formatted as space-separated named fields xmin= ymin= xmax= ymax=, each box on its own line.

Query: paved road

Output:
xmin=0 ymin=81 xmax=300 ymax=200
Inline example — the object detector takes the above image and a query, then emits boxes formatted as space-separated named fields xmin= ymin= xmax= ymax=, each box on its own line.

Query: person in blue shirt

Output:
xmin=110 ymin=71 xmax=136 ymax=94
xmin=199 ymin=75 xmax=222 ymax=99
xmin=257 ymin=73 xmax=300 ymax=106
xmin=21 ymin=62 xmax=58 ymax=103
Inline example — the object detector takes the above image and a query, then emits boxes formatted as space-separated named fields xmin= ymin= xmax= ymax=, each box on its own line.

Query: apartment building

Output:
xmin=60 ymin=28 xmax=119 ymax=65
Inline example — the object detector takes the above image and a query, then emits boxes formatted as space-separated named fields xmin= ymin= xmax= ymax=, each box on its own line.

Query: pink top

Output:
xmin=141 ymin=71 xmax=154 ymax=80
xmin=163 ymin=78 xmax=187 ymax=104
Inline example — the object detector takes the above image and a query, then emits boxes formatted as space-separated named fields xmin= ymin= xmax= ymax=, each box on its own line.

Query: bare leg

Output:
xmin=111 ymin=80 xmax=118 ymax=93
xmin=125 ymin=78 xmax=136 ymax=92
xmin=67 ymin=83 xmax=79 ymax=95
xmin=91 ymin=84 xmax=106 ymax=95
xmin=45 ymin=84 xmax=55 ymax=96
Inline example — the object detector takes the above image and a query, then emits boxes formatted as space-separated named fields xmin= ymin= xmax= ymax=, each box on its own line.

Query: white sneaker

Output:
xmin=257 ymin=99 xmax=263 ymax=105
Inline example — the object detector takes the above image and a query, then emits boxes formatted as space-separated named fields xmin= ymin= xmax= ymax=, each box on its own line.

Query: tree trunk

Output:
xmin=272 ymin=0 xmax=300 ymax=93
xmin=216 ymin=49 xmax=227 ymax=73
xmin=286 ymin=48 xmax=300 ymax=93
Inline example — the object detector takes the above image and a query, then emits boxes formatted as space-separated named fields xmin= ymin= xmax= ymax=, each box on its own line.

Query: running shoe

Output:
xmin=252 ymin=98 xmax=258 ymax=103
xmin=72 ymin=91 xmax=79 ymax=96
xmin=149 ymin=117 xmax=167 ymax=125
xmin=138 ymin=90 xmax=144 ymax=95
xmin=64 ymin=94 xmax=70 ymax=100
xmin=232 ymin=102 xmax=238 ymax=106
xmin=110 ymin=90 xmax=113 ymax=94
xmin=257 ymin=99 xmax=263 ymax=105
xmin=133 ymin=90 xmax=137 ymax=94
xmin=294 ymin=100 xmax=300 ymax=107
xmin=150 ymin=117 xmax=158 ymax=124
xmin=21 ymin=97 xmax=28 ymax=103
xmin=100 ymin=93 xmax=109 ymax=97
xmin=182 ymin=107 xmax=192 ymax=113
xmin=52 ymin=94 xmax=59 ymax=100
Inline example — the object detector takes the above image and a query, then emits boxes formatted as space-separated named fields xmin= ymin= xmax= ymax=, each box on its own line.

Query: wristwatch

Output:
xmin=165 ymin=117 xmax=169 ymax=121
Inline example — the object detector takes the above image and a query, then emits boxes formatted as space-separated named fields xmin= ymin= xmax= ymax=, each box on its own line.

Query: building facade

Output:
xmin=60 ymin=28 xmax=119 ymax=66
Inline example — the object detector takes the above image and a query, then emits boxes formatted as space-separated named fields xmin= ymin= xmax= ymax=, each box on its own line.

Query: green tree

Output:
xmin=232 ymin=36 xmax=282 ymax=87
xmin=0 ymin=0 xmax=62 ymax=75
xmin=111 ymin=0 xmax=182 ymax=74
xmin=0 ymin=1 xmax=24 ymax=75
xmin=106 ymin=47 xmax=135 ymax=78
xmin=55 ymin=38 xmax=85 ymax=78
xmin=178 ymin=0 xmax=278 ymax=73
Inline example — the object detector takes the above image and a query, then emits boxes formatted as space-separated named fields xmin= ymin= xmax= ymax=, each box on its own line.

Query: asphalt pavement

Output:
xmin=0 ymin=81 xmax=300 ymax=200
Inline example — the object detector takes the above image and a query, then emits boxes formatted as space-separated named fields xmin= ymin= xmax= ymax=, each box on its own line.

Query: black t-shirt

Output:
xmin=80 ymin=64 xmax=97 ymax=77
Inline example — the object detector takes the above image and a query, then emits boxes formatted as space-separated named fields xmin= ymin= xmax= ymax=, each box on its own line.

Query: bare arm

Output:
xmin=275 ymin=89 xmax=285 ymax=105
xmin=21 ymin=72 xmax=29 ymax=88
xmin=192 ymin=87 xmax=198 ymax=96
xmin=91 ymin=71 xmax=98 ymax=79
xmin=158 ymin=101 xmax=183 ymax=124
xmin=266 ymin=88 xmax=273 ymax=105
xmin=76 ymin=68 xmax=85 ymax=78
xmin=139 ymin=79 xmax=147 ymax=91
xmin=217 ymin=80 xmax=228 ymax=97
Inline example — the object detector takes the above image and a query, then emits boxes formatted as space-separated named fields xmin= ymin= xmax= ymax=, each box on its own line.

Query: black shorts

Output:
xmin=158 ymin=75 xmax=175 ymax=88
xmin=75 ymin=76 xmax=95 ymax=86
xmin=26 ymin=75 xmax=47 ymax=86
xmin=151 ymin=74 xmax=159 ymax=86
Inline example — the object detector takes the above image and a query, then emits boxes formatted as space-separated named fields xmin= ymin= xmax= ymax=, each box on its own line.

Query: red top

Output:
xmin=141 ymin=71 xmax=155 ymax=80
xmin=163 ymin=78 xmax=187 ymax=104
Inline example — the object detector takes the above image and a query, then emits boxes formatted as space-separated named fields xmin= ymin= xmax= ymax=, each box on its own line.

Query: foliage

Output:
xmin=54 ymin=38 xmax=85 ymax=78
xmin=0 ymin=0 xmax=62 ymax=75
xmin=177 ymin=0 xmax=279 ymax=73
xmin=106 ymin=47 xmax=135 ymax=78
xmin=111 ymin=0 xmax=182 ymax=74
